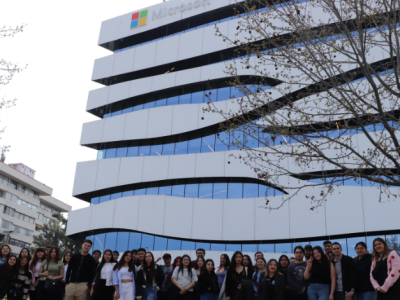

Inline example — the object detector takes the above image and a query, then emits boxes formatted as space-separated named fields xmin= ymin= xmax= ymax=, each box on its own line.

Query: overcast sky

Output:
xmin=0 ymin=0 xmax=162 ymax=211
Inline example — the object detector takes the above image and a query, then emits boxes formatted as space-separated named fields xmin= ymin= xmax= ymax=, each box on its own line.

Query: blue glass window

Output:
xmin=99 ymin=195 xmax=111 ymax=204
xmin=175 ymin=141 xmax=188 ymax=155
xmin=129 ymin=232 xmax=142 ymax=250
xmin=167 ymin=96 xmax=179 ymax=106
xmin=211 ymin=244 xmax=226 ymax=251
xmin=182 ymin=241 xmax=196 ymax=251
xmin=228 ymin=183 xmax=243 ymax=199
xmin=201 ymin=135 xmax=215 ymax=153
xmin=105 ymin=148 xmax=117 ymax=159
xmin=93 ymin=233 xmax=106 ymax=252
xmin=116 ymin=148 xmax=128 ymax=158
xmin=217 ymin=87 xmax=231 ymax=102
xmin=144 ymin=102 xmax=155 ymax=109
xmin=127 ymin=147 xmax=139 ymax=157
xmin=154 ymin=236 xmax=168 ymax=251
xmin=167 ymin=239 xmax=181 ymax=250
xmin=244 ymin=183 xmax=259 ymax=198
xmin=385 ymin=234 xmax=400 ymax=255
xmin=179 ymin=93 xmax=191 ymax=104
xmin=226 ymin=244 xmax=241 ymax=251
xmin=116 ymin=232 xmax=130 ymax=253
xmin=133 ymin=104 xmax=144 ymax=111
xmin=141 ymin=234 xmax=154 ymax=251
xmin=134 ymin=189 xmax=146 ymax=196
xmin=172 ymin=185 xmax=185 ymax=197
xmin=150 ymin=145 xmax=163 ymax=156
xmin=146 ymin=187 xmax=159 ymax=195
xmin=310 ymin=240 xmax=324 ymax=248
xmin=199 ymin=183 xmax=213 ymax=199
xmin=159 ymin=186 xmax=172 ymax=196
xmin=242 ymin=244 xmax=258 ymax=252
xmin=155 ymin=98 xmax=167 ymax=107
xmin=188 ymin=138 xmax=201 ymax=154
xmin=91 ymin=197 xmax=99 ymax=205
xmin=215 ymin=132 xmax=230 ymax=152
xmin=244 ymin=132 xmax=259 ymax=148
xmin=196 ymin=242 xmax=210 ymax=251
xmin=259 ymin=244 xmax=274 ymax=253
xmin=213 ymin=183 xmax=228 ymax=199
xmin=162 ymin=143 xmax=175 ymax=155
xmin=97 ymin=150 xmax=106 ymax=160
xmin=259 ymin=185 xmax=267 ymax=198
xmin=111 ymin=111 xmax=121 ymax=116
xmin=110 ymin=193 xmax=122 ymax=200
xmin=204 ymin=89 xmax=217 ymax=102
xmin=275 ymin=243 xmax=292 ymax=253
xmin=138 ymin=146 xmax=150 ymax=156
xmin=122 ymin=107 xmax=133 ymax=114
xmin=122 ymin=191 xmax=134 ymax=197
xmin=185 ymin=184 xmax=199 ymax=198
xmin=191 ymin=91 xmax=204 ymax=104
xmin=105 ymin=232 xmax=117 ymax=250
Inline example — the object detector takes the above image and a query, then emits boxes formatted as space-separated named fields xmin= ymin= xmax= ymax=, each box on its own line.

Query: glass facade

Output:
xmin=86 ymin=231 xmax=400 ymax=256
xmin=90 ymin=182 xmax=284 ymax=205
xmin=103 ymin=85 xmax=270 ymax=119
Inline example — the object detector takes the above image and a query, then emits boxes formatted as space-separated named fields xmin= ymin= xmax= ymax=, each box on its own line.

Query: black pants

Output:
xmin=173 ymin=290 xmax=194 ymax=300
xmin=35 ymin=280 xmax=46 ymax=300
xmin=334 ymin=291 xmax=346 ymax=300
xmin=158 ymin=290 xmax=169 ymax=300
xmin=291 ymin=292 xmax=309 ymax=300
xmin=93 ymin=279 xmax=115 ymax=300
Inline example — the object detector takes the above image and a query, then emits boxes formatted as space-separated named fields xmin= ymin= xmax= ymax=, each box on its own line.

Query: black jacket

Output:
xmin=335 ymin=254 xmax=356 ymax=293
xmin=197 ymin=272 xmax=220 ymax=295
xmin=354 ymin=254 xmax=374 ymax=293
xmin=256 ymin=272 xmax=285 ymax=300
xmin=65 ymin=253 xmax=96 ymax=286
xmin=0 ymin=265 xmax=15 ymax=299
xmin=135 ymin=265 xmax=164 ymax=297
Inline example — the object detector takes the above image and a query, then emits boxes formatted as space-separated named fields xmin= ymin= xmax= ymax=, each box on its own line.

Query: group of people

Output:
xmin=0 ymin=237 xmax=399 ymax=300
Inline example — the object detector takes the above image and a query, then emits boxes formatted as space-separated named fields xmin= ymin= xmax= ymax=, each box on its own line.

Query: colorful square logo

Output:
xmin=131 ymin=10 xmax=148 ymax=29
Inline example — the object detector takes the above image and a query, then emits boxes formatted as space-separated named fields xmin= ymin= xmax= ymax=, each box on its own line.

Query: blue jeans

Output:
xmin=143 ymin=285 xmax=157 ymax=300
xmin=355 ymin=291 xmax=377 ymax=300
xmin=307 ymin=283 xmax=330 ymax=300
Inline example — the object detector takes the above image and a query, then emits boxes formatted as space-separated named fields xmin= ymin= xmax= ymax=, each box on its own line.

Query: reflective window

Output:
xmin=182 ymin=241 xmax=196 ymax=251
xmin=105 ymin=232 xmax=117 ymax=251
xmin=201 ymin=135 xmax=215 ymax=153
xmin=129 ymin=232 xmax=142 ymax=250
xmin=146 ymin=187 xmax=159 ymax=196
xmin=244 ymin=183 xmax=259 ymax=198
xmin=185 ymin=184 xmax=199 ymax=198
xmin=211 ymin=244 xmax=226 ymax=251
xmin=259 ymin=244 xmax=274 ymax=253
xmin=385 ymin=234 xmax=400 ymax=255
xmin=154 ymin=237 xmax=168 ymax=251
xmin=159 ymin=186 xmax=172 ymax=196
xmin=275 ymin=243 xmax=292 ymax=254
xmin=228 ymin=183 xmax=243 ymax=199
xmin=213 ymin=183 xmax=228 ymax=199
xmin=93 ymin=234 xmax=106 ymax=252
xmin=242 ymin=244 xmax=258 ymax=252
xmin=116 ymin=232 xmax=130 ymax=253
xmin=141 ymin=234 xmax=154 ymax=251
xmin=226 ymin=244 xmax=241 ymax=252
xmin=196 ymin=242 xmax=211 ymax=251
xmin=172 ymin=185 xmax=185 ymax=197
xmin=116 ymin=148 xmax=128 ymax=158
xmin=167 ymin=239 xmax=181 ymax=251
xmin=199 ymin=184 xmax=213 ymax=199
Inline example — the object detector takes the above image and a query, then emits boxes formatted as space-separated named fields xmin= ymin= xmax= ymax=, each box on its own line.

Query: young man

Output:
xmin=136 ymin=248 xmax=146 ymax=266
xmin=332 ymin=242 xmax=356 ymax=300
xmin=112 ymin=250 xmax=119 ymax=262
xmin=323 ymin=240 xmax=333 ymax=255
xmin=304 ymin=245 xmax=313 ymax=261
xmin=287 ymin=246 xmax=308 ymax=300
xmin=196 ymin=248 xmax=205 ymax=258
xmin=131 ymin=249 xmax=138 ymax=265
xmin=65 ymin=239 xmax=97 ymax=300
xmin=158 ymin=253 xmax=173 ymax=300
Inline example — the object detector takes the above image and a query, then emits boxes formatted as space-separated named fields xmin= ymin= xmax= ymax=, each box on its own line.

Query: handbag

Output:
xmin=44 ymin=261 xmax=61 ymax=294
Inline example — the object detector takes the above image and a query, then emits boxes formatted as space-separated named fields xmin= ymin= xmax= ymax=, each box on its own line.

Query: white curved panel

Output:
xmin=171 ymin=104 xmax=200 ymax=135
xmin=222 ymin=198 xmax=255 ymax=240
xmin=163 ymin=197 xmax=194 ymax=239
xmin=109 ymin=82 xmax=130 ymax=104
xmin=155 ymin=35 xmax=180 ymax=66
xmin=72 ymin=161 xmax=98 ymax=196
xmin=80 ymin=120 xmax=103 ymax=145
xmin=142 ymin=156 xmax=170 ymax=183
xmin=91 ymin=200 xmax=115 ymax=230
xmin=123 ymin=109 xmax=149 ymax=140
xmin=192 ymin=199 xmax=223 ymax=240
xmin=167 ymin=155 xmax=196 ymax=179
xmin=102 ymin=114 xmax=126 ymax=142
xmin=133 ymin=42 xmax=157 ymax=72
xmin=178 ymin=28 xmax=204 ymax=61
xmin=117 ymin=157 xmax=144 ymax=187
xmin=112 ymin=48 xmax=135 ymax=76
xmin=137 ymin=196 xmax=166 ymax=235
xmin=95 ymin=159 xmax=121 ymax=191
xmin=113 ymin=196 xmax=140 ymax=229
xmin=195 ymin=152 xmax=225 ymax=178
xmin=87 ymin=87 xmax=109 ymax=111
xmin=147 ymin=106 xmax=174 ymax=138
xmin=92 ymin=55 xmax=114 ymax=81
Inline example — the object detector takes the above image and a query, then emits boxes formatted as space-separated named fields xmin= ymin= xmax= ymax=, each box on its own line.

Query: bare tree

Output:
xmin=206 ymin=0 xmax=400 ymax=209
xmin=0 ymin=24 xmax=27 ymax=152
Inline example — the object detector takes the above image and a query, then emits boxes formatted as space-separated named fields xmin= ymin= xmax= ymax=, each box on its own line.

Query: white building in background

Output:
xmin=66 ymin=0 xmax=400 ymax=263
xmin=0 ymin=162 xmax=71 ymax=254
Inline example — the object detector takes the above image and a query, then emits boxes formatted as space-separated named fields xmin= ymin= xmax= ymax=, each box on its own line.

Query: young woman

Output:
xmin=9 ymin=256 xmax=32 ymax=300
xmin=197 ymin=259 xmax=219 ymax=300
xmin=278 ymin=255 xmax=290 ymax=300
xmin=353 ymin=242 xmax=375 ymax=300
xmin=38 ymin=246 xmax=64 ymax=300
xmin=256 ymin=259 xmax=285 ymax=300
xmin=370 ymin=238 xmax=400 ymax=300
xmin=253 ymin=257 xmax=267 ymax=294
xmin=194 ymin=256 xmax=206 ymax=300
xmin=18 ymin=248 xmax=31 ymax=262
xmin=60 ymin=252 xmax=71 ymax=300
xmin=0 ymin=255 xmax=18 ymax=299
xmin=113 ymin=250 xmax=137 ymax=300
xmin=172 ymin=254 xmax=198 ymax=299
xmin=164 ymin=256 xmax=181 ymax=297
xmin=216 ymin=254 xmax=230 ymax=289
xmin=243 ymin=255 xmax=255 ymax=279
xmin=225 ymin=251 xmax=253 ymax=300
xmin=0 ymin=244 xmax=11 ymax=265
xmin=91 ymin=249 xmax=116 ymax=300
xmin=136 ymin=252 xmax=164 ymax=300
xmin=304 ymin=246 xmax=336 ymax=300
xmin=29 ymin=247 xmax=45 ymax=300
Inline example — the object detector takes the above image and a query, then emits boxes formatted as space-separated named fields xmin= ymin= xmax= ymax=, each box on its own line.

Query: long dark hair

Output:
xmin=178 ymin=255 xmax=193 ymax=278
xmin=18 ymin=256 xmax=30 ymax=274
xmin=194 ymin=256 xmax=205 ymax=272
xmin=0 ymin=245 xmax=11 ymax=261
xmin=94 ymin=249 xmax=115 ymax=293
xmin=243 ymin=254 xmax=254 ymax=275
xmin=0 ymin=255 xmax=18 ymax=279
xmin=48 ymin=247 xmax=60 ymax=263
xmin=142 ymin=252 xmax=155 ymax=283
xmin=310 ymin=246 xmax=331 ymax=276
xmin=278 ymin=254 xmax=290 ymax=272
xmin=217 ymin=254 xmax=230 ymax=270
xmin=18 ymin=248 xmax=31 ymax=262
xmin=372 ymin=237 xmax=392 ymax=261
xmin=30 ymin=247 xmax=45 ymax=271
xmin=113 ymin=250 xmax=136 ymax=276
xmin=204 ymin=259 xmax=216 ymax=276
xmin=63 ymin=252 xmax=71 ymax=265
xmin=227 ymin=251 xmax=243 ymax=276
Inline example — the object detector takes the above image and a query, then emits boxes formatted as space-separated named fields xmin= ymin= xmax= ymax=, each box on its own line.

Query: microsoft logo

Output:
xmin=131 ymin=10 xmax=148 ymax=29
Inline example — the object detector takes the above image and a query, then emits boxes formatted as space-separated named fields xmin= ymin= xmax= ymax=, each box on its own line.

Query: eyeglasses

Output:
xmin=294 ymin=252 xmax=303 ymax=254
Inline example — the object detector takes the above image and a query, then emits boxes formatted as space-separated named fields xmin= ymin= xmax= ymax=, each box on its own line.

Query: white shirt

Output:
xmin=120 ymin=267 xmax=133 ymax=280
xmin=172 ymin=268 xmax=198 ymax=291
xmin=63 ymin=264 xmax=69 ymax=281
xmin=34 ymin=262 xmax=42 ymax=277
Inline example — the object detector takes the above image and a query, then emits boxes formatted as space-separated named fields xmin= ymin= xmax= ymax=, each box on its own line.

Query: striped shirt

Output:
xmin=9 ymin=270 xmax=32 ymax=299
